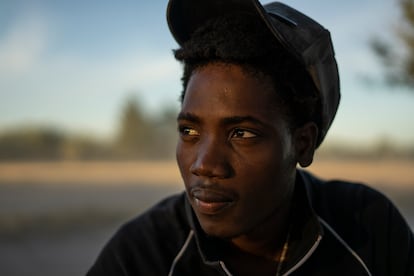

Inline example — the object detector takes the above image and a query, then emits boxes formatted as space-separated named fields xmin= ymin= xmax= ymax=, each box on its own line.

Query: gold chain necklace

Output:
xmin=275 ymin=229 xmax=290 ymax=276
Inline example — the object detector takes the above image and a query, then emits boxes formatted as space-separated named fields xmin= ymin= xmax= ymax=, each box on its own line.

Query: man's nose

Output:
xmin=190 ymin=138 xmax=233 ymax=179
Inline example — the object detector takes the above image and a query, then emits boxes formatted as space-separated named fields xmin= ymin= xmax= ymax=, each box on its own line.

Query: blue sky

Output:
xmin=0 ymin=0 xmax=413 ymax=148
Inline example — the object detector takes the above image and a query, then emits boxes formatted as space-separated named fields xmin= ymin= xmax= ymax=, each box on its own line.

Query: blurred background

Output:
xmin=0 ymin=0 xmax=413 ymax=275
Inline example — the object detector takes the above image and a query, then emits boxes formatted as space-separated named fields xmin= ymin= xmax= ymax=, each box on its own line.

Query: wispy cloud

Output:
xmin=0 ymin=9 xmax=50 ymax=76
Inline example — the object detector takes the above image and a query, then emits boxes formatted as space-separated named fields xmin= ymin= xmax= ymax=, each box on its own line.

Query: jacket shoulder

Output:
xmin=120 ymin=192 xmax=189 ymax=237
xmin=300 ymin=169 xmax=404 ymax=227
xmin=300 ymin=170 xmax=414 ymax=275
xmin=87 ymin=192 xmax=191 ymax=276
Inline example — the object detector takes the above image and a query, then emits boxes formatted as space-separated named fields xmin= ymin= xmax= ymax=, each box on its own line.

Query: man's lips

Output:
xmin=191 ymin=189 xmax=235 ymax=215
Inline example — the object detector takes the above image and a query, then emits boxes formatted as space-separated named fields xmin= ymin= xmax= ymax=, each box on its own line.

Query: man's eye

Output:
xmin=231 ymin=128 xmax=257 ymax=139
xmin=179 ymin=126 xmax=200 ymax=136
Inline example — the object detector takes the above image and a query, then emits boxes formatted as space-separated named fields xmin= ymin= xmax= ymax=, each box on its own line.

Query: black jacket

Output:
xmin=87 ymin=170 xmax=414 ymax=275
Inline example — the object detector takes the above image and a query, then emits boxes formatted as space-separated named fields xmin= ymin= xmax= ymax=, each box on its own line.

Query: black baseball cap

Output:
xmin=167 ymin=0 xmax=340 ymax=146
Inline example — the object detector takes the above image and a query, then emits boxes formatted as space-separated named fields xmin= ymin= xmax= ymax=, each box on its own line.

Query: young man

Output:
xmin=87 ymin=1 xmax=414 ymax=275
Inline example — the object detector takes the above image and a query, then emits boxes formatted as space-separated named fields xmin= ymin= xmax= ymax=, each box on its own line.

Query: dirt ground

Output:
xmin=0 ymin=159 xmax=413 ymax=188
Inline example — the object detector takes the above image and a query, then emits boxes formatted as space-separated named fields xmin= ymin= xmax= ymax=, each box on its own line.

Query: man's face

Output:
xmin=176 ymin=63 xmax=297 ymax=239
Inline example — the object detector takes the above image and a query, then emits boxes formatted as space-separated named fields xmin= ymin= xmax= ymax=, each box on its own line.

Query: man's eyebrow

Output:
xmin=221 ymin=116 xmax=266 ymax=127
xmin=177 ymin=112 xmax=200 ymax=123
xmin=177 ymin=113 xmax=267 ymax=127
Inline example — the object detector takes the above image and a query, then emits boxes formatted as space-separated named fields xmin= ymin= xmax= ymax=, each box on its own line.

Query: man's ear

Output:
xmin=293 ymin=122 xmax=318 ymax=168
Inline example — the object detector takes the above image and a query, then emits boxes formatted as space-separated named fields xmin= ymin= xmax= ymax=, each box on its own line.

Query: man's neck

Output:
xmin=229 ymin=198 xmax=292 ymax=260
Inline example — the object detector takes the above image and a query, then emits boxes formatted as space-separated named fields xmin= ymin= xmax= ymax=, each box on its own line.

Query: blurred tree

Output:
xmin=0 ymin=96 xmax=178 ymax=161
xmin=371 ymin=0 xmax=414 ymax=89
xmin=115 ymin=96 xmax=155 ymax=159
xmin=61 ymin=136 xmax=111 ymax=160
xmin=151 ymin=106 xmax=178 ymax=159
xmin=0 ymin=128 xmax=65 ymax=160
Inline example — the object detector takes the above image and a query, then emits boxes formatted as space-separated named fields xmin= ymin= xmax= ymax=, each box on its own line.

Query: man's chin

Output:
xmin=197 ymin=217 xmax=242 ymax=239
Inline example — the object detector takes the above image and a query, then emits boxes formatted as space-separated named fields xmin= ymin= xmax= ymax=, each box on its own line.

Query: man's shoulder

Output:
xmin=299 ymin=169 xmax=404 ymax=231
xmin=118 ymin=192 xmax=189 ymax=239
xmin=300 ymin=169 xmax=388 ymax=209
xmin=299 ymin=170 xmax=414 ymax=275
xmin=86 ymin=192 xmax=191 ymax=275
xmin=102 ymin=192 xmax=190 ymax=256
xmin=300 ymin=169 xmax=411 ymax=240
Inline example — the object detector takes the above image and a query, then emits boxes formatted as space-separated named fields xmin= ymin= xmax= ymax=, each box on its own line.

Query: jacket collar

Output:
xmin=281 ymin=170 xmax=323 ymax=273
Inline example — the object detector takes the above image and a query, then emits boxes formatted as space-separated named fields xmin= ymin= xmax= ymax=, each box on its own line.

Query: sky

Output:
xmin=0 ymin=0 xmax=413 ymax=148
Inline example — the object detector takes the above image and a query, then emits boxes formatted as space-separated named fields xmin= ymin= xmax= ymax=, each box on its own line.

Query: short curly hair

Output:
xmin=174 ymin=12 xmax=321 ymax=131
